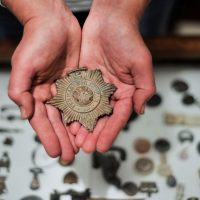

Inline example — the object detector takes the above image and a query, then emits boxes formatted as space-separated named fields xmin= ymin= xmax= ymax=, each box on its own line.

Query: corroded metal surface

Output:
xmin=48 ymin=68 xmax=116 ymax=131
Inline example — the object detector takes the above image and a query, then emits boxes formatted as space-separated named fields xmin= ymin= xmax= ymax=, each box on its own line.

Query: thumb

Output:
xmin=8 ymin=52 xmax=35 ymax=119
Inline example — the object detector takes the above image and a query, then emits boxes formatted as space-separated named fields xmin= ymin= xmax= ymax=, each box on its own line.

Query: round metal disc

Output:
xmin=182 ymin=94 xmax=196 ymax=105
xmin=147 ymin=94 xmax=162 ymax=107
xmin=133 ymin=138 xmax=151 ymax=154
xmin=154 ymin=138 xmax=171 ymax=153
xmin=134 ymin=157 xmax=154 ymax=175
xmin=122 ymin=182 xmax=138 ymax=196
xmin=171 ymin=79 xmax=189 ymax=92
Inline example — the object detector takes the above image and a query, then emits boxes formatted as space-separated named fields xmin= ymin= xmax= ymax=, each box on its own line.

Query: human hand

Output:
xmin=5 ymin=0 xmax=81 ymax=162
xmin=72 ymin=0 xmax=156 ymax=153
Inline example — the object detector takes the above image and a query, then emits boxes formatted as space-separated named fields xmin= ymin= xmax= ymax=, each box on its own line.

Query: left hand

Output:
xmin=71 ymin=4 xmax=156 ymax=153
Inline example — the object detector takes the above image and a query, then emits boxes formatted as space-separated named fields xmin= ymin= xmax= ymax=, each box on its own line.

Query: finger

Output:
xmin=96 ymin=99 xmax=132 ymax=152
xmin=66 ymin=126 xmax=79 ymax=153
xmin=82 ymin=117 xmax=108 ymax=153
xmin=30 ymin=100 xmax=61 ymax=157
xmin=8 ymin=59 xmax=34 ymax=119
xmin=69 ymin=122 xmax=81 ymax=136
xmin=75 ymin=126 xmax=89 ymax=148
xmin=131 ymin=54 xmax=156 ymax=114
xmin=46 ymin=104 xmax=75 ymax=162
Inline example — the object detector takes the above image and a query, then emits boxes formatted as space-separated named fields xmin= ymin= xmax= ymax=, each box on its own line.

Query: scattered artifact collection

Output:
xmin=0 ymin=74 xmax=200 ymax=200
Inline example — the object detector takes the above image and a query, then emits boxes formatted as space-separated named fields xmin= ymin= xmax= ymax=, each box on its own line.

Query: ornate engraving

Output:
xmin=47 ymin=68 xmax=116 ymax=131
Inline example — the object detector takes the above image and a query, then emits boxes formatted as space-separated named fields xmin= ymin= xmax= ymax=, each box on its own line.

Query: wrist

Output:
xmin=90 ymin=0 xmax=150 ymax=23
xmin=3 ymin=0 xmax=72 ymax=25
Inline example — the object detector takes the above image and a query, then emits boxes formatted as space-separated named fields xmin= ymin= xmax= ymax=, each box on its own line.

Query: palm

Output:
xmin=73 ymin=14 xmax=153 ymax=152
xmin=9 ymin=15 xmax=81 ymax=161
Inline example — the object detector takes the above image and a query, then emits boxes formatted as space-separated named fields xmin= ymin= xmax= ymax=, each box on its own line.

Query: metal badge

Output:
xmin=134 ymin=158 xmax=154 ymax=175
xmin=48 ymin=68 xmax=116 ymax=131
xmin=139 ymin=182 xmax=158 ymax=197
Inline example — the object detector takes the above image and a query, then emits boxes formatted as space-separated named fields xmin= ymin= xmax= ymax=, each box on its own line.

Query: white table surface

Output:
xmin=0 ymin=64 xmax=200 ymax=200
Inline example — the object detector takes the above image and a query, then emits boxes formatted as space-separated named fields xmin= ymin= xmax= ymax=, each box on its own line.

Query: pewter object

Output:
xmin=178 ymin=130 xmax=194 ymax=143
xmin=63 ymin=171 xmax=78 ymax=184
xmin=147 ymin=93 xmax=162 ymax=107
xmin=171 ymin=79 xmax=189 ymax=93
xmin=176 ymin=184 xmax=185 ymax=200
xmin=3 ymin=137 xmax=13 ymax=146
xmin=30 ymin=168 xmax=43 ymax=190
xmin=134 ymin=138 xmax=151 ymax=154
xmin=165 ymin=113 xmax=200 ymax=126
xmin=182 ymin=94 xmax=196 ymax=105
xmin=122 ymin=182 xmax=138 ymax=196
xmin=0 ymin=152 xmax=10 ymax=172
xmin=187 ymin=198 xmax=199 ymax=200
xmin=167 ymin=175 xmax=177 ymax=187
xmin=0 ymin=176 xmax=7 ymax=195
xmin=139 ymin=182 xmax=158 ymax=197
xmin=20 ymin=196 xmax=43 ymax=200
xmin=134 ymin=158 xmax=154 ymax=175
xmin=48 ymin=68 xmax=116 ymax=131
xmin=154 ymin=138 xmax=171 ymax=153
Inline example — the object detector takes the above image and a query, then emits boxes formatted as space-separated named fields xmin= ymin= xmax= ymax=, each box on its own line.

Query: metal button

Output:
xmin=122 ymin=182 xmax=138 ymax=196
xmin=134 ymin=158 xmax=154 ymax=175
xmin=133 ymin=138 xmax=151 ymax=154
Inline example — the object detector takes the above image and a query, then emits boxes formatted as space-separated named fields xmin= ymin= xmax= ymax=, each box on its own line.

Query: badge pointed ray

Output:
xmin=47 ymin=68 xmax=116 ymax=131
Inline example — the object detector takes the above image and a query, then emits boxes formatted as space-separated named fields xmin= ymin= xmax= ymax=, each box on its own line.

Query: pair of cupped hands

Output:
xmin=8 ymin=1 xmax=155 ymax=163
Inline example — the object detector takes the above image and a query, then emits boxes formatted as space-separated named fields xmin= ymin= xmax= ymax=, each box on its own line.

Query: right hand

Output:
xmin=6 ymin=0 xmax=81 ymax=162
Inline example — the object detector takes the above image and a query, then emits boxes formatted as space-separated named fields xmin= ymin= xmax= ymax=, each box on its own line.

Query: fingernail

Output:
xmin=20 ymin=107 xmax=28 ymax=119
xmin=140 ymin=104 xmax=146 ymax=114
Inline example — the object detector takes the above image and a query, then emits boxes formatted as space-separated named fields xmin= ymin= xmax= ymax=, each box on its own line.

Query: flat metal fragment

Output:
xmin=48 ymin=68 xmax=116 ymax=131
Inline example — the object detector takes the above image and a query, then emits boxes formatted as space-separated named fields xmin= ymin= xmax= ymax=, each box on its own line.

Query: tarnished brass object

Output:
xmin=48 ymin=68 xmax=116 ymax=131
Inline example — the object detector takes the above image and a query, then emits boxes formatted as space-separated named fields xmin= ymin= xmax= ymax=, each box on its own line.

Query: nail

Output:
xmin=140 ymin=104 xmax=146 ymax=114
xmin=20 ymin=106 xmax=28 ymax=119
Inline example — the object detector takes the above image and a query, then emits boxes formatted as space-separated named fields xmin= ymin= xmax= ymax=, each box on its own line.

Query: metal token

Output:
xmin=182 ymin=94 xmax=196 ymax=105
xmin=147 ymin=93 xmax=162 ymax=107
xmin=154 ymin=138 xmax=171 ymax=153
xmin=134 ymin=138 xmax=151 ymax=154
xmin=48 ymin=68 xmax=116 ymax=131
xmin=134 ymin=158 xmax=154 ymax=175
xmin=171 ymin=80 xmax=189 ymax=93
xmin=122 ymin=182 xmax=138 ymax=196
xmin=166 ymin=175 xmax=177 ymax=187
xmin=63 ymin=171 xmax=78 ymax=184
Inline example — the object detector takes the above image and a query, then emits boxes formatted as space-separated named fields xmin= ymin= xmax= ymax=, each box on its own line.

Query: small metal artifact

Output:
xmin=133 ymin=138 xmax=151 ymax=154
xmin=178 ymin=130 xmax=194 ymax=143
xmin=147 ymin=93 xmax=162 ymax=107
xmin=154 ymin=138 xmax=171 ymax=153
xmin=20 ymin=196 xmax=43 ymax=200
xmin=30 ymin=167 xmax=43 ymax=190
xmin=176 ymin=184 xmax=185 ymax=200
xmin=0 ymin=176 xmax=7 ymax=195
xmin=63 ymin=171 xmax=78 ymax=184
xmin=165 ymin=113 xmax=200 ymax=126
xmin=122 ymin=182 xmax=138 ymax=196
xmin=182 ymin=94 xmax=196 ymax=106
xmin=197 ymin=142 xmax=200 ymax=155
xmin=139 ymin=182 xmax=158 ymax=197
xmin=3 ymin=137 xmax=13 ymax=146
xmin=166 ymin=175 xmax=177 ymax=187
xmin=171 ymin=79 xmax=189 ymax=93
xmin=48 ymin=68 xmax=116 ymax=131
xmin=187 ymin=198 xmax=199 ymax=200
xmin=0 ymin=152 xmax=10 ymax=172
xmin=134 ymin=157 xmax=154 ymax=175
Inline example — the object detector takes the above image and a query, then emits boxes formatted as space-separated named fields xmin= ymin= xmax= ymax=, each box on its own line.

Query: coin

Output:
xmin=154 ymin=138 xmax=171 ymax=153
xmin=47 ymin=68 xmax=116 ymax=131
xmin=134 ymin=157 xmax=154 ymax=175
xmin=134 ymin=138 xmax=151 ymax=154
xmin=122 ymin=182 xmax=138 ymax=196
xmin=171 ymin=79 xmax=189 ymax=92
xmin=182 ymin=94 xmax=196 ymax=105
xmin=166 ymin=175 xmax=177 ymax=188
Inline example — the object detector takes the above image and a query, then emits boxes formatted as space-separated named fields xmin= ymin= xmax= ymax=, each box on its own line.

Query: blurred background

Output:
xmin=1 ymin=0 xmax=200 ymax=200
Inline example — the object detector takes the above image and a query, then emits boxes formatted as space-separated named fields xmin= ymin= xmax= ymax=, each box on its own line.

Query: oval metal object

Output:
xmin=133 ymin=138 xmax=151 ymax=154
xmin=154 ymin=138 xmax=171 ymax=153
xmin=122 ymin=182 xmax=138 ymax=196
xmin=178 ymin=130 xmax=194 ymax=143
